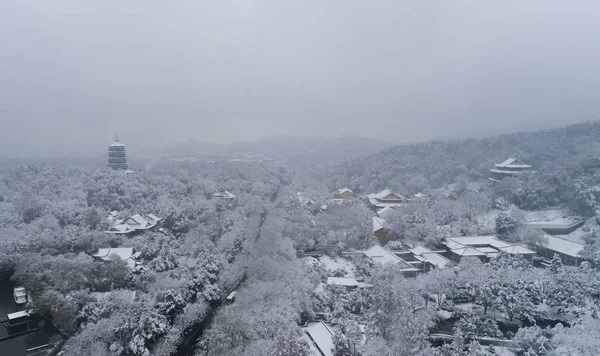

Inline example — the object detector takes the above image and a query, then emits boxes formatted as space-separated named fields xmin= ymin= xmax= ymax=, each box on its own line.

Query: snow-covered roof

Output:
xmin=109 ymin=140 xmax=126 ymax=147
xmin=93 ymin=247 xmax=134 ymax=260
xmin=540 ymin=235 xmax=584 ymax=258
xmin=304 ymin=322 xmax=334 ymax=356
xmin=451 ymin=247 xmax=489 ymax=257
xmin=8 ymin=310 xmax=31 ymax=320
xmin=106 ymin=213 xmax=160 ymax=234
xmin=338 ymin=188 xmax=353 ymax=194
xmin=409 ymin=246 xmax=452 ymax=269
xmin=373 ymin=189 xmax=404 ymax=201
xmin=363 ymin=245 xmax=420 ymax=272
xmin=368 ymin=197 xmax=404 ymax=208
xmin=523 ymin=210 xmax=578 ymax=226
xmin=125 ymin=214 xmax=149 ymax=227
xmin=368 ymin=189 xmax=405 ymax=208
xmin=377 ymin=206 xmax=395 ymax=219
xmin=494 ymin=157 xmax=531 ymax=168
xmin=490 ymin=169 xmax=530 ymax=175
xmin=106 ymin=223 xmax=135 ymax=234
xmin=146 ymin=214 xmax=161 ymax=223
xmin=213 ymin=190 xmax=236 ymax=199
xmin=327 ymin=277 xmax=359 ymax=287
xmin=372 ymin=216 xmax=384 ymax=232
xmin=93 ymin=247 xmax=137 ymax=269
xmin=501 ymin=245 xmax=537 ymax=255
xmin=414 ymin=192 xmax=426 ymax=199
xmin=444 ymin=236 xmax=535 ymax=258
xmin=526 ymin=219 xmax=577 ymax=227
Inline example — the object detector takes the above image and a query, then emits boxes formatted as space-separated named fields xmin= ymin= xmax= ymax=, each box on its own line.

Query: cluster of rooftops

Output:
xmin=303 ymin=231 xmax=587 ymax=356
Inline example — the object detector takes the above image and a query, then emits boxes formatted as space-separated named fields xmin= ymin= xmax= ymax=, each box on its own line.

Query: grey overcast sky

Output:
xmin=1 ymin=1 xmax=600 ymax=155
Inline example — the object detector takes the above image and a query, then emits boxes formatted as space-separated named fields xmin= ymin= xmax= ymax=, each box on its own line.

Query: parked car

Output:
xmin=225 ymin=291 xmax=237 ymax=303
xmin=13 ymin=287 xmax=28 ymax=305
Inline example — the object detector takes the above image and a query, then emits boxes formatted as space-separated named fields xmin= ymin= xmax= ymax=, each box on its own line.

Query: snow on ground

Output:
xmin=306 ymin=255 xmax=356 ymax=277
xmin=522 ymin=209 xmax=574 ymax=225
xmin=476 ymin=210 xmax=500 ymax=232
xmin=535 ymin=303 xmax=581 ymax=324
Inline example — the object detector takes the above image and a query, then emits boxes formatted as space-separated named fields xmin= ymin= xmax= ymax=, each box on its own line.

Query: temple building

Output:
xmin=337 ymin=188 xmax=354 ymax=199
xmin=489 ymin=157 xmax=532 ymax=182
xmin=367 ymin=189 xmax=406 ymax=209
xmin=108 ymin=134 xmax=128 ymax=170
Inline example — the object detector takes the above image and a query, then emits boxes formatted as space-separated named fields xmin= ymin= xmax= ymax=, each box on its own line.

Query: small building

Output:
xmin=337 ymin=188 xmax=354 ymax=199
xmin=92 ymin=247 xmax=143 ymax=271
xmin=409 ymin=245 xmax=452 ymax=271
xmin=303 ymin=199 xmax=316 ymax=209
xmin=213 ymin=190 xmax=236 ymax=199
xmin=363 ymin=244 xmax=420 ymax=277
xmin=367 ymin=189 xmax=406 ymax=209
xmin=105 ymin=213 xmax=161 ymax=235
xmin=372 ymin=216 xmax=389 ymax=246
xmin=325 ymin=277 xmax=372 ymax=290
xmin=489 ymin=157 xmax=532 ymax=182
xmin=327 ymin=277 xmax=359 ymax=289
xmin=535 ymin=235 xmax=585 ymax=266
xmin=297 ymin=192 xmax=316 ymax=209
xmin=304 ymin=321 xmax=335 ymax=356
xmin=414 ymin=192 xmax=426 ymax=200
xmin=444 ymin=236 xmax=535 ymax=263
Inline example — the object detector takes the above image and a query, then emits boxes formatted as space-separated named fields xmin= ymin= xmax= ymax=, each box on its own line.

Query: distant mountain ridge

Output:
xmin=326 ymin=120 xmax=600 ymax=193
xmin=163 ymin=135 xmax=395 ymax=162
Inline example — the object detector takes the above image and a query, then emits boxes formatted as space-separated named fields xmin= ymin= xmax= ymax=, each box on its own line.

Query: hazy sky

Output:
xmin=2 ymin=1 xmax=600 ymax=155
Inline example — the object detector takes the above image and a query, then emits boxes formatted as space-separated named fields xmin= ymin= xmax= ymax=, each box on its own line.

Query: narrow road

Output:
xmin=173 ymin=273 xmax=247 ymax=356
xmin=173 ymin=182 xmax=284 ymax=356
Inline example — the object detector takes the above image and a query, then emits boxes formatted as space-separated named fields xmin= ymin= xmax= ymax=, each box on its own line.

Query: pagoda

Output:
xmin=107 ymin=133 xmax=128 ymax=170
xmin=489 ymin=157 xmax=532 ymax=182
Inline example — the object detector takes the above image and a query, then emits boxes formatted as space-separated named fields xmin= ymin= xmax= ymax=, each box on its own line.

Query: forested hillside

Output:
xmin=327 ymin=120 xmax=600 ymax=215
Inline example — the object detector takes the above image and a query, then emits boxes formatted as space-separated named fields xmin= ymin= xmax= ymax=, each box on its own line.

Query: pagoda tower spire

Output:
xmin=107 ymin=134 xmax=128 ymax=170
